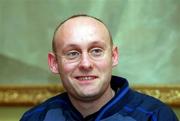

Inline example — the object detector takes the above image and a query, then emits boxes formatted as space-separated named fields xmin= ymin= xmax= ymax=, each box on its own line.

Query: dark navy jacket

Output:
xmin=20 ymin=76 xmax=178 ymax=121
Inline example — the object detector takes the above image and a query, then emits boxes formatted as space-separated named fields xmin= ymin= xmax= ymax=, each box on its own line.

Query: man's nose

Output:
xmin=78 ymin=52 xmax=93 ymax=71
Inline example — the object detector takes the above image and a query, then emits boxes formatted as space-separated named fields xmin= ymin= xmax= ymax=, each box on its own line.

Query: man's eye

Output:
xmin=90 ymin=48 xmax=104 ymax=57
xmin=65 ymin=51 xmax=80 ymax=59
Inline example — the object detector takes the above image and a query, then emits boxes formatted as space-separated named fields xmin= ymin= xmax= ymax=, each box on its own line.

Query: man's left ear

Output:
xmin=112 ymin=46 xmax=119 ymax=67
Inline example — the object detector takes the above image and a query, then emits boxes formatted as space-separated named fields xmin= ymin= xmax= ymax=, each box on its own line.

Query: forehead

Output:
xmin=54 ymin=17 xmax=111 ymax=50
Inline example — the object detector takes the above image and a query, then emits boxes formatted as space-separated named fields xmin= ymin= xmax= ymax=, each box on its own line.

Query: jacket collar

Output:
xmin=59 ymin=75 xmax=130 ymax=120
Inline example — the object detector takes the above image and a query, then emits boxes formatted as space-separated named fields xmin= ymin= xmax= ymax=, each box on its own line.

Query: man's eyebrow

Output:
xmin=90 ymin=41 xmax=107 ymax=47
xmin=89 ymin=40 xmax=106 ymax=44
xmin=61 ymin=44 xmax=79 ymax=50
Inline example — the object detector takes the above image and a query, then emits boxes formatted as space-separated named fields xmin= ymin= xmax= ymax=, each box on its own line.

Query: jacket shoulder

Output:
xmin=20 ymin=93 xmax=67 ymax=121
xmin=126 ymin=89 xmax=178 ymax=120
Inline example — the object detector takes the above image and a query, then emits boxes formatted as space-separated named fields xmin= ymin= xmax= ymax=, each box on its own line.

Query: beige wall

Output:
xmin=0 ymin=107 xmax=179 ymax=121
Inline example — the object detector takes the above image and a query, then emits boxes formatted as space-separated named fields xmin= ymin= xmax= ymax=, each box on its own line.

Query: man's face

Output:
xmin=50 ymin=17 xmax=118 ymax=101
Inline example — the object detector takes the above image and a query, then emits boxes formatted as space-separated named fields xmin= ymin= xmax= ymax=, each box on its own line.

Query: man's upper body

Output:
xmin=20 ymin=14 xmax=178 ymax=121
xmin=20 ymin=76 xmax=178 ymax=121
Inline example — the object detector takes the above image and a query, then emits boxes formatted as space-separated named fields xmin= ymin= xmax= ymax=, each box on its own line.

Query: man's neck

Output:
xmin=68 ymin=87 xmax=115 ymax=117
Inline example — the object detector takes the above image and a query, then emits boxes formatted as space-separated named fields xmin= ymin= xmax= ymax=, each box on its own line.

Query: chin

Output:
xmin=78 ymin=91 xmax=101 ymax=100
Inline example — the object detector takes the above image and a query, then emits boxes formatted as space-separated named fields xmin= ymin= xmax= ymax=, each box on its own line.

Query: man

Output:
xmin=20 ymin=14 xmax=178 ymax=121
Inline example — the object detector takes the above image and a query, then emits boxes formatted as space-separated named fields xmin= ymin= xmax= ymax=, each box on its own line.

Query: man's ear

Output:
xmin=112 ymin=46 xmax=119 ymax=67
xmin=48 ymin=52 xmax=59 ymax=74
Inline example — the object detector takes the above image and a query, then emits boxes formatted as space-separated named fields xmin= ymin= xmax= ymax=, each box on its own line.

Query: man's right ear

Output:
xmin=48 ymin=52 xmax=59 ymax=74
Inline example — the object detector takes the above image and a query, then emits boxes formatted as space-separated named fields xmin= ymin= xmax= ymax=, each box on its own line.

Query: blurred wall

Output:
xmin=0 ymin=0 xmax=179 ymax=86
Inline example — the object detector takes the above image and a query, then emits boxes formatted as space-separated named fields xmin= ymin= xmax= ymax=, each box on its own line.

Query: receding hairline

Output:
xmin=52 ymin=14 xmax=113 ymax=52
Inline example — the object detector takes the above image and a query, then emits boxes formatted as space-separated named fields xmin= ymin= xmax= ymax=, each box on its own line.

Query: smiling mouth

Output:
xmin=75 ymin=76 xmax=98 ymax=81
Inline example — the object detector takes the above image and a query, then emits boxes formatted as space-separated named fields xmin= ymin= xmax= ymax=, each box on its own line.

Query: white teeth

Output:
xmin=78 ymin=77 xmax=94 ymax=80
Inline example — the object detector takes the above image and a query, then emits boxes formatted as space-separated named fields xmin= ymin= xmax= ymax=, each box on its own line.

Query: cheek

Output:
xmin=97 ymin=52 xmax=113 ymax=70
xmin=60 ymin=62 xmax=78 ymax=74
xmin=96 ymin=59 xmax=112 ymax=71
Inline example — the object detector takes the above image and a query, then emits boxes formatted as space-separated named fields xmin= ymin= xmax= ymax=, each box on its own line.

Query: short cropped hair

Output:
xmin=52 ymin=14 xmax=113 ymax=52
